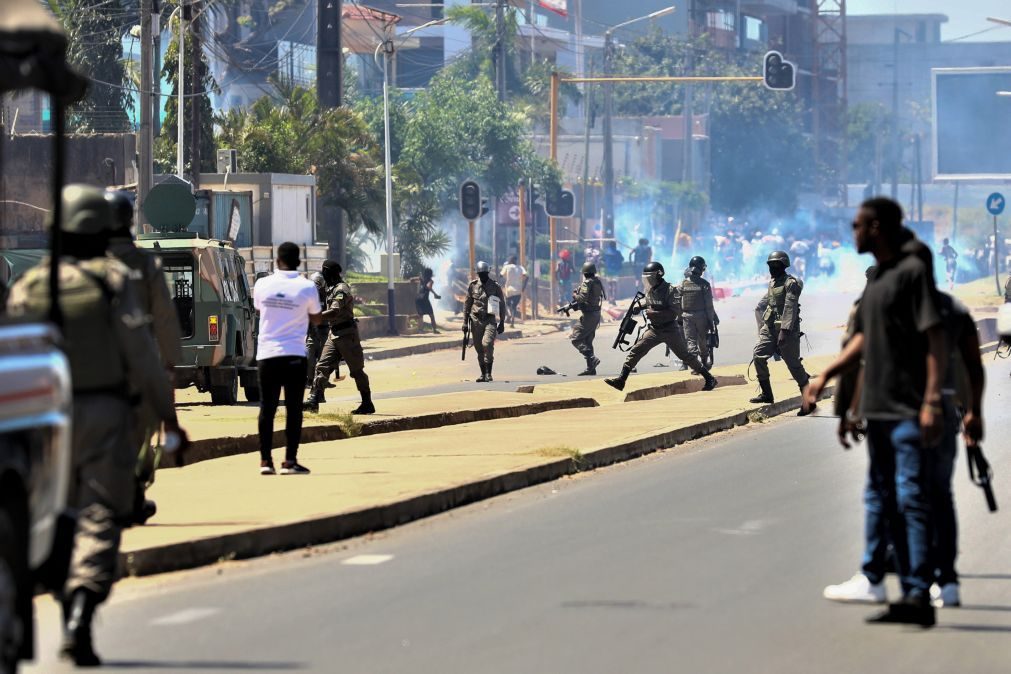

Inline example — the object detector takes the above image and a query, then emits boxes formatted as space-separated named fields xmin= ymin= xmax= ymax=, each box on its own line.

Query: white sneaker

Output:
xmin=823 ymin=573 xmax=887 ymax=604
xmin=930 ymin=582 xmax=961 ymax=608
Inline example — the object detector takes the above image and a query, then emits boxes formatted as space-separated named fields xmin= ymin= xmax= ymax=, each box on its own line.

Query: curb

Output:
xmin=120 ymin=388 xmax=831 ymax=578
xmin=182 ymin=396 xmax=599 ymax=465
xmin=364 ymin=323 xmax=568 ymax=361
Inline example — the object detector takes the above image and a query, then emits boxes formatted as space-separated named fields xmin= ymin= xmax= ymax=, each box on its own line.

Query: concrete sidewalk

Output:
xmin=121 ymin=355 xmax=835 ymax=577
xmin=362 ymin=315 xmax=568 ymax=360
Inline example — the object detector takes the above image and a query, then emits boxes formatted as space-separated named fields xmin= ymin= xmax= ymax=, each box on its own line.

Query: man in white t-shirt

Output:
xmin=499 ymin=255 xmax=528 ymax=327
xmin=252 ymin=242 xmax=321 ymax=475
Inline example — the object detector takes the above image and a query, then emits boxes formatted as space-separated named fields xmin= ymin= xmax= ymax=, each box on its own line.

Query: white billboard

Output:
xmin=932 ymin=67 xmax=1011 ymax=181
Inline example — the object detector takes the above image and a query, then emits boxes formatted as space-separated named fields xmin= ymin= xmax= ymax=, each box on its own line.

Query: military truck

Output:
xmin=136 ymin=232 xmax=260 ymax=404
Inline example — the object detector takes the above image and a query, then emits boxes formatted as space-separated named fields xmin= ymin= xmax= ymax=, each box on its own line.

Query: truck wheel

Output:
xmin=209 ymin=375 xmax=238 ymax=406
xmin=243 ymin=385 xmax=261 ymax=403
xmin=0 ymin=507 xmax=25 ymax=674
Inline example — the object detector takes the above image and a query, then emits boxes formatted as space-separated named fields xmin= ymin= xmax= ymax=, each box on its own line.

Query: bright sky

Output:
xmin=848 ymin=0 xmax=1011 ymax=42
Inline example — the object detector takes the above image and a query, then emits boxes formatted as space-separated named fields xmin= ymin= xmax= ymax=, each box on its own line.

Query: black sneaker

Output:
xmin=280 ymin=461 xmax=310 ymax=475
xmin=260 ymin=461 xmax=276 ymax=476
xmin=866 ymin=595 xmax=935 ymax=628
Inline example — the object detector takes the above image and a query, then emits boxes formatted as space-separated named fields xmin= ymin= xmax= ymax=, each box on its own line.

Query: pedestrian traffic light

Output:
xmin=763 ymin=50 xmax=795 ymax=91
xmin=545 ymin=188 xmax=575 ymax=217
xmin=460 ymin=180 xmax=482 ymax=220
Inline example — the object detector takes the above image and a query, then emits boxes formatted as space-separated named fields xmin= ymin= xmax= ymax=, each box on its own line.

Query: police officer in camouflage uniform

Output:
xmin=464 ymin=261 xmax=506 ymax=382
xmin=105 ymin=190 xmax=183 ymax=525
xmin=305 ymin=262 xmax=374 ymax=414
xmin=605 ymin=262 xmax=718 ymax=392
xmin=564 ymin=262 xmax=606 ymax=375
xmin=306 ymin=260 xmax=342 ymax=399
xmin=6 ymin=185 xmax=182 ymax=667
xmin=680 ymin=256 xmax=719 ymax=370
xmin=750 ymin=250 xmax=812 ymax=408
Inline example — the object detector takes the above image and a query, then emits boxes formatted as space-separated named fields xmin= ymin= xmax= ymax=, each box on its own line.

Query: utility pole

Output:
xmin=682 ymin=4 xmax=695 ymax=190
xmin=176 ymin=0 xmax=187 ymax=179
xmin=318 ymin=0 xmax=344 ymax=264
xmin=890 ymin=27 xmax=910 ymax=200
xmin=601 ymin=31 xmax=614 ymax=239
xmin=189 ymin=0 xmax=202 ymax=188
xmin=138 ymin=0 xmax=153 ymax=227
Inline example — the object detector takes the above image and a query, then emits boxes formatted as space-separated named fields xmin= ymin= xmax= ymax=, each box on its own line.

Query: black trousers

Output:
xmin=258 ymin=356 xmax=307 ymax=463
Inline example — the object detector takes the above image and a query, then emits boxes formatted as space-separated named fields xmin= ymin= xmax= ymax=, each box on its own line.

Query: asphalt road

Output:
xmin=26 ymin=365 xmax=1011 ymax=673
xmin=330 ymin=290 xmax=852 ymax=401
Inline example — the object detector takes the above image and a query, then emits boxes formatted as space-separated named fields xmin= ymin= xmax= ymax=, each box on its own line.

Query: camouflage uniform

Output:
xmin=680 ymin=271 xmax=718 ymax=368
xmin=465 ymin=277 xmax=505 ymax=378
xmin=309 ymin=280 xmax=371 ymax=410
xmin=753 ymin=272 xmax=810 ymax=390
xmin=570 ymin=276 xmax=605 ymax=361
xmin=305 ymin=272 xmax=332 ymax=388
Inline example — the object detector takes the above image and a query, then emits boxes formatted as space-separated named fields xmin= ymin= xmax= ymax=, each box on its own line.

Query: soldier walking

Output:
xmin=7 ymin=185 xmax=183 ymax=666
xmin=105 ymin=190 xmax=182 ymax=525
xmin=562 ymin=262 xmax=605 ymax=375
xmin=750 ymin=250 xmax=812 ymax=410
xmin=605 ymin=262 xmax=718 ymax=392
xmin=306 ymin=260 xmax=342 ymax=399
xmin=680 ymin=256 xmax=719 ymax=370
xmin=465 ymin=261 xmax=506 ymax=382
xmin=305 ymin=262 xmax=374 ymax=414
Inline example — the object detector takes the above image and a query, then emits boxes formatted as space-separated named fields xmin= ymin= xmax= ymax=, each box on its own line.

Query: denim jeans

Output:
xmin=931 ymin=406 xmax=959 ymax=586
xmin=861 ymin=419 xmax=934 ymax=597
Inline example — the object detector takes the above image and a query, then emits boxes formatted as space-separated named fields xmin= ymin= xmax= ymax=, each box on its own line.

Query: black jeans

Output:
xmin=257 ymin=356 xmax=307 ymax=463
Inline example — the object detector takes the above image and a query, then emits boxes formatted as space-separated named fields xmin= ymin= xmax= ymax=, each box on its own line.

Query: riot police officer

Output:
xmin=7 ymin=185 xmax=182 ymax=666
xmin=105 ymin=189 xmax=182 ymax=525
xmin=306 ymin=260 xmax=342 ymax=399
xmin=605 ymin=262 xmax=718 ymax=392
xmin=464 ymin=261 xmax=506 ymax=382
xmin=305 ymin=262 xmax=374 ymax=414
xmin=562 ymin=262 xmax=606 ymax=375
xmin=680 ymin=256 xmax=719 ymax=369
xmin=750 ymin=250 xmax=812 ymax=408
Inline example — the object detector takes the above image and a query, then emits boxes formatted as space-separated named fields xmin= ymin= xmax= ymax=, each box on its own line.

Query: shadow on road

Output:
xmin=101 ymin=661 xmax=303 ymax=670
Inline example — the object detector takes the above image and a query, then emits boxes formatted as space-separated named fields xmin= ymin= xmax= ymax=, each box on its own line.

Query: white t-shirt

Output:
xmin=500 ymin=263 xmax=526 ymax=297
xmin=253 ymin=270 xmax=321 ymax=360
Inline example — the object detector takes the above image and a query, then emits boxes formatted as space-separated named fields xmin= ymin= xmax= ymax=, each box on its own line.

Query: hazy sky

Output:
xmin=848 ymin=0 xmax=1011 ymax=42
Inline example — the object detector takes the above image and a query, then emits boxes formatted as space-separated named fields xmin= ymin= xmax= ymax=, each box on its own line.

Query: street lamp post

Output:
xmin=601 ymin=6 xmax=675 ymax=240
xmin=376 ymin=19 xmax=447 ymax=335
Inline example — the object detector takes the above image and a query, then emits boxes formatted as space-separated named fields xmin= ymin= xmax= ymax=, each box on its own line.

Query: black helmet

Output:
xmin=104 ymin=189 xmax=134 ymax=234
xmin=581 ymin=262 xmax=597 ymax=276
xmin=643 ymin=261 xmax=665 ymax=276
xmin=475 ymin=261 xmax=490 ymax=273
xmin=767 ymin=250 xmax=791 ymax=267
xmin=688 ymin=255 xmax=706 ymax=272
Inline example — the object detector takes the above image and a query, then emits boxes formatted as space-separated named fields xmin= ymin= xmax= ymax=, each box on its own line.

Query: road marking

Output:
xmin=342 ymin=554 xmax=394 ymax=566
xmin=150 ymin=607 xmax=221 ymax=626
xmin=714 ymin=519 xmax=772 ymax=536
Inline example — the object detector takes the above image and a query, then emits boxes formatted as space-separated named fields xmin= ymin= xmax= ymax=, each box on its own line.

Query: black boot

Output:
xmin=604 ymin=366 xmax=630 ymax=391
xmin=486 ymin=360 xmax=494 ymax=382
xmin=476 ymin=362 xmax=488 ymax=383
xmin=702 ymin=371 xmax=718 ymax=391
xmin=578 ymin=356 xmax=600 ymax=376
xmin=797 ymin=381 xmax=816 ymax=417
xmin=60 ymin=589 xmax=101 ymax=667
xmin=352 ymin=394 xmax=375 ymax=415
xmin=749 ymin=379 xmax=774 ymax=404
xmin=303 ymin=391 xmax=320 ymax=413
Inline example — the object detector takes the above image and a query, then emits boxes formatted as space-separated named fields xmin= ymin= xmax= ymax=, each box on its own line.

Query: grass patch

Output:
xmin=747 ymin=410 xmax=768 ymax=424
xmin=317 ymin=409 xmax=364 ymax=437
xmin=533 ymin=445 xmax=585 ymax=469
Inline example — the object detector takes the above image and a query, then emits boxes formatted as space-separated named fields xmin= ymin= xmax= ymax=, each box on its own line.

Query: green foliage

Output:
xmin=46 ymin=0 xmax=132 ymax=132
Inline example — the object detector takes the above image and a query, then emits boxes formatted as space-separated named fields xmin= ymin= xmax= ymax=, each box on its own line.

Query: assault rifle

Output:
xmin=968 ymin=443 xmax=998 ymax=512
xmin=612 ymin=291 xmax=646 ymax=352
xmin=461 ymin=316 xmax=471 ymax=361
xmin=556 ymin=302 xmax=578 ymax=317
xmin=706 ymin=324 xmax=720 ymax=368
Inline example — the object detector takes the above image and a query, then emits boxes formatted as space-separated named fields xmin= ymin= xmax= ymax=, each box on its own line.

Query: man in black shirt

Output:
xmin=807 ymin=198 xmax=946 ymax=627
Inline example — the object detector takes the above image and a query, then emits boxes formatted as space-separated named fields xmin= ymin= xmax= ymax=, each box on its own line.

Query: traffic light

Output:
xmin=459 ymin=180 xmax=482 ymax=220
xmin=527 ymin=182 xmax=539 ymax=213
xmin=545 ymin=188 xmax=575 ymax=217
xmin=480 ymin=198 xmax=490 ymax=218
xmin=763 ymin=50 xmax=795 ymax=91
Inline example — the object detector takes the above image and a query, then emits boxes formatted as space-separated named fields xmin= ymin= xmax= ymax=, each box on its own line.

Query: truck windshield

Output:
xmin=160 ymin=253 xmax=196 ymax=339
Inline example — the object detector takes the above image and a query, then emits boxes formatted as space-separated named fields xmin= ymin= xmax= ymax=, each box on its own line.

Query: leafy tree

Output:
xmin=46 ymin=0 xmax=132 ymax=132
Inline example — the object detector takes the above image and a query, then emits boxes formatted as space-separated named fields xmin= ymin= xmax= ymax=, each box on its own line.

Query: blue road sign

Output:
xmin=986 ymin=192 xmax=1006 ymax=216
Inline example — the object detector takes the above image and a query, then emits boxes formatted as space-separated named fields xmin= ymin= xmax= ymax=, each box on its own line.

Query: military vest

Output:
xmin=468 ymin=279 xmax=502 ymax=319
xmin=574 ymin=277 xmax=604 ymax=311
xmin=12 ymin=258 xmax=128 ymax=393
xmin=680 ymin=275 xmax=707 ymax=313
xmin=762 ymin=274 xmax=801 ymax=326
xmin=644 ymin=281 xmax=681 ymax=327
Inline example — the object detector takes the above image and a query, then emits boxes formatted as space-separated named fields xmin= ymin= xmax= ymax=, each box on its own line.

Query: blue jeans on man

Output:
xmin=861 ymin=419 xmax=933 ymax=599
